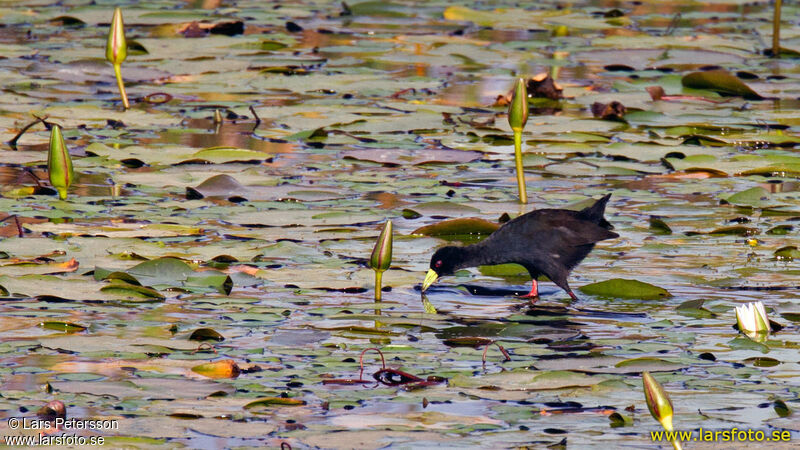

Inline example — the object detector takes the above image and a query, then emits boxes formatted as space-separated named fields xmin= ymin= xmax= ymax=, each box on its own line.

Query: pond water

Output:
xmin=0 ymin=0 xmax=799 ymax=448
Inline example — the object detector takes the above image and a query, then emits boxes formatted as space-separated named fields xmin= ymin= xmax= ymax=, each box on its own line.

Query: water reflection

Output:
xmin=145 ymin=120 xmax=299 ymax=154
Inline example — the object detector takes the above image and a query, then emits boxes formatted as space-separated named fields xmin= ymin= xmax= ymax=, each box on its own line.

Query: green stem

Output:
xmin=114 ymin=63 xmax=129 ymax=109
xmin=513 ymin=131 xmax=527 ymax=204
xmin=773 ymin=0 xmax=782 ymax=58
xmin=374 ymin=270 xmax=383 ymax=301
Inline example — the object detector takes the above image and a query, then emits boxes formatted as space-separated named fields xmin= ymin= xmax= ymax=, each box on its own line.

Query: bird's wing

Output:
xmin=500 ymin=210 xmax=617 ymax=247
xmin=490 ymin=212 xmax=616 ymax=271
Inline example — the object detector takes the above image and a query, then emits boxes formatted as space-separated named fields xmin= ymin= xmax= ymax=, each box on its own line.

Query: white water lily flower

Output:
xmin=735 ymin=301 xmax=770 ymax=334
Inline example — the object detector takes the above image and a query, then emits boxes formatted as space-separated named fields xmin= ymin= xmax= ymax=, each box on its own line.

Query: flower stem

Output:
xmin=114 ymin=63 xmax=129 ymax=109
xmin=773 ymin=0 xmax=782 ymax=58
xmin=671 ymin=438 xmax=683 ymax=450
xmin=374 ymin=270 xmax=383 ymax=301
xmin=513 ymin=130 xmax=527 ymax=204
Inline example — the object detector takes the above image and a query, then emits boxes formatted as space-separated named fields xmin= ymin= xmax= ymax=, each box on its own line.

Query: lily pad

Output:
xmin=723 ymin=187 xmax=780 ymax=209
xmin=681 ymin=69 xmax=763 ymax=100
xmin=579 ymin=279 xmax=671 ymax=300
xmin=412 ymin=218 xmax=499 ymax=236
xmin=191 ymin=360 xmax=240 ymax=379
xmin=244 ymin=397 xmax=306 ymax=409
xmin=39 ymin=321 xmax=87 ymax=333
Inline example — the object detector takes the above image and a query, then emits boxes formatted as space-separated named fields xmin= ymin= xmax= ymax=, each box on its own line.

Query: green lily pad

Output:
xmin=244 ymin=397 xmax=306 ymax=409
xmin=95 ymin=258 xmax=232 ymax=294
xmin=579 ymin=278 xmax=671 ymax=300
xmin=99 ymin=280 xmax=166 ymax=300
xmin=723 ymin=187 xmax=780 ymax=209
xmin=189 ymin=328 xmax=225 ymax=342
xmin=681 ymin=69 xmax=763 ymax=100
xmin=39 ymin=321 xmax=87 ymax=333
xmin=676 ymin=299 xmax=714 ymax=318
xmin=181 ymin=147 xmax=271 ymax=164
xmin=774 ymin=246 xmax=800 ymax=260
xmin=411 ymin=218 xmax=499 ymax=236
xmin=648 ymin=217 xmax=672 ymax=235
xmin=614 ymin=357 xmax=685 ymax=372
xmin=774 ymin=400 xmax=792 ymax=418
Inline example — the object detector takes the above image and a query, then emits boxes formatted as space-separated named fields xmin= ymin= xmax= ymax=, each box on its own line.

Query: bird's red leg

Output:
xmin=518 ymin=279 xmax=538 ymax=300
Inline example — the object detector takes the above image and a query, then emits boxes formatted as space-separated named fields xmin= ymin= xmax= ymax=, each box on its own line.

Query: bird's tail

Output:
xmin=579 ymin=194 xmax=613 ymax=229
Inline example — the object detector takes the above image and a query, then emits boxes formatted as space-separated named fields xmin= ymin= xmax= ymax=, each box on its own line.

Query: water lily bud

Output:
xmin=735 ymin=301 xmax=770 ymax=335
xmin=48 ymin=125 xmax=74 ymax=200
xmin=369 ymin=220 xmax=393 ymax=272
xmin=105 ymin=7 xmax=127 ymax=65
xmin=507 ymin=78 xmax=528 ymax=133
xmin=642 ymin=371 xmax=674 ymax=432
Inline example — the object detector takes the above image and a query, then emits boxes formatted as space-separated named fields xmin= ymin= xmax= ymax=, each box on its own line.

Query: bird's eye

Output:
xmin=434 ymin=260 xmax=442 ymax=268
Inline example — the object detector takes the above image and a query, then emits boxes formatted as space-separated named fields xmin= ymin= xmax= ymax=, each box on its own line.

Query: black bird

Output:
xmin=421 ymin=194 xmax=618 ymax=301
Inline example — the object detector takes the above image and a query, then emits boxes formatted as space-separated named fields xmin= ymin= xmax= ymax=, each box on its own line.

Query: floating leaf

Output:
xmin=128 ymin=258 xmax=194 ymax=286
xmin=412 ymin=218 xmax=499 ymax=236
xmin=186 ymin=271 xmax=233 ymax=295
xmin=93 ymin=269 xmax=141 ymax=285
xmin=443 ymin=337 xmax=493 ymax=348
xmin=402 ymin=209 xmax=422 ymax=219
xmin=244 ymin=397 xmax=306 ymax=409
xmin=686 ymin=226 xmax=759 ymax=237
xmin=723 ymin=187 xmax=778 ymax=208
xmin=100 ymin=280 xmax=165 ymax=300
xmin=609 ymin=412 xmax=632 ymax=428
xmin=191 ymin=360 xmax=240 ymax=379
xmin=442 ymin=5 xmax=496 ymax=26
xmin=182 ymin=147 xmax=271 ymax=164
xmin=681 ymin=69 xmax=763 ymax=99
xmin=743 ymin=357 xmax=779 ymax=367
xmin=189 ymin=328 xmax=224 ymax=342
xmin=39 ymin=321 xmax=87 ymax=333
xmin=676 ymin=299 xmax=713 ymax=318
xmin=649 ymin=217 xmax=672 ymax=235
xmin=780 ymin=312 xmax=800 ymax=322
xmin=766 ymin=225 xmax=792 ymax=235
xmin=774 ymin=246 xmax=800 ymax=260
xmin=616 ymin=357 xmax=686 ymax=372
xmin=579 ymin=279 xmax=671 ymax=300
xmin=774 ymin=400 xmax=792 ymax=418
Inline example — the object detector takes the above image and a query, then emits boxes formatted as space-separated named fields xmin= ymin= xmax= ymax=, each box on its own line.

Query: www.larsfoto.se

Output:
xmin=651 ymin=428 xmax=792 ymax=443
xmin=2 ymin=434 xmax=105 ymax=446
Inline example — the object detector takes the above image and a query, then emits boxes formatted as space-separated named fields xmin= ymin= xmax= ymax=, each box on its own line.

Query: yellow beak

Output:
xmin=422 ymin=269 xmax=439 ymax=292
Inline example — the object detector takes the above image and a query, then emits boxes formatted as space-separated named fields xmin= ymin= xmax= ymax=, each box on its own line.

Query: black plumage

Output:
xmin=422 ymin=194 xmax=618 ymax=301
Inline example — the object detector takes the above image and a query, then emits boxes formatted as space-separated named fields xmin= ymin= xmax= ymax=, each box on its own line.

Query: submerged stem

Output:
xmin=773 ymin=0 xmax=782 ymax=58
xmin=374 ymin=270 xmax=383 ymax=301
xmin=113 ymin=63 xmax=129 ymax=109
xmin=513 ymin=131 xmax=527 ymax=204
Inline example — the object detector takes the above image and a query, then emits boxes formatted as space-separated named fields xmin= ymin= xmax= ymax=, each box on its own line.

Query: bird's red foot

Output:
xmin=517 ymin=280 xmax=538 ymax=303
